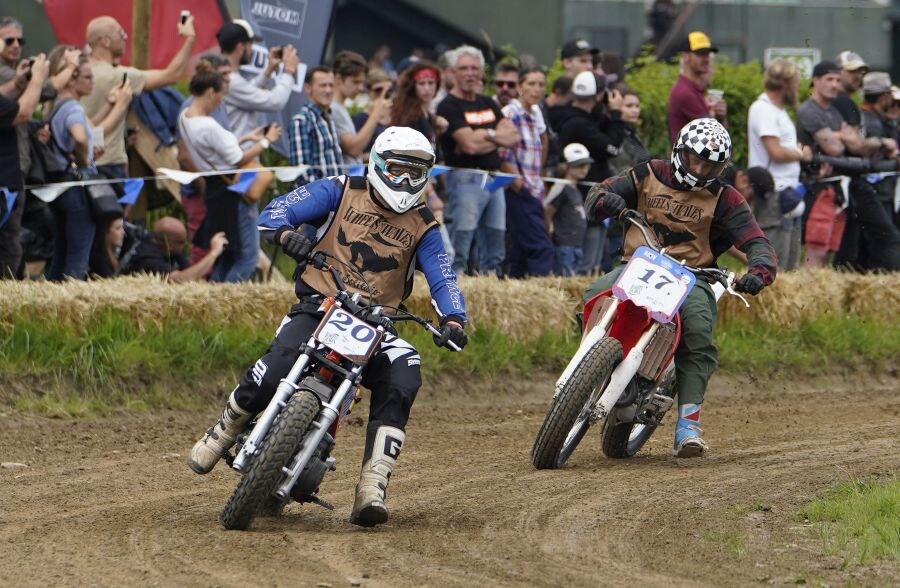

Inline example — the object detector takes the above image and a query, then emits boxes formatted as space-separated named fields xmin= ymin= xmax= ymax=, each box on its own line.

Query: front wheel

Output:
xmin=219 ymin=390 xmax=320 ymax=530
xmin=531 ymin=337 xmax=623 ymax=469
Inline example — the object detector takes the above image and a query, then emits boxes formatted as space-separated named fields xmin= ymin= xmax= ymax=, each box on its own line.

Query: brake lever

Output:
xmin=723 ymin=272 xmax=751 ymax=308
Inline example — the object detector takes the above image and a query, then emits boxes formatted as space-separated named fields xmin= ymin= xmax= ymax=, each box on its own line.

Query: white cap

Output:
xmin=233 ymin=19 xmax=261 ymax=42
xmin=572 ymin=71 xmax=599 ymax=98
xmin=837 ymin=50 xmax=868 ymax=72
xmin=563 ymin=143 xmax=594 ymax=165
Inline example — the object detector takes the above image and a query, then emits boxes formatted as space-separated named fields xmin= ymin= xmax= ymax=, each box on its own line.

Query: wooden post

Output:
xmin=131 ymin=0 xmax=150 ymax=69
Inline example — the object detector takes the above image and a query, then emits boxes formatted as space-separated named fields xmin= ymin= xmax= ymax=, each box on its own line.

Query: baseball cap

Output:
xmin=812 ymin=60 xmax=841 ymax=78
xmin=862 ymin=71 xmax=892 ymax=96
xmin=561 ymin=38 xmax=598 ymax=59
xmin=572 ymin=71 xmax=602 ymax=98
xmin=563 ymin=143 xmax=594 ymax=166
xmin=837 ymin=50 xmax=868 ymax=72
xmin=680 ymin=31 xmax=718 ymax=54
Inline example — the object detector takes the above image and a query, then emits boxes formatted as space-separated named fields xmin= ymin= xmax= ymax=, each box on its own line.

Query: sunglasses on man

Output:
xmin=495 ymin=80 xmax=516 ymax=89
xmin=4 ymin=37 xmax=24 ymax=47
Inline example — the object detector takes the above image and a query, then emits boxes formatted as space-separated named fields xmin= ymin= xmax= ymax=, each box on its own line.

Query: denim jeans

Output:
xmin=578 ymin=223 xmax=606 ymax=275
xmin=222 ymin=200 xmax=260 ymax=282
xmin=554 ymin=245 xmax=583 ymax=276
xmin=444 ymin=170 xmax=506 ymax=275
xmin=46 ymin=187 xmax=96 ymax=281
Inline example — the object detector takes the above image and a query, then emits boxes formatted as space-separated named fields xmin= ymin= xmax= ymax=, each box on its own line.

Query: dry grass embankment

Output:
xmin=2 ymin=269 xmax=897 ymax=339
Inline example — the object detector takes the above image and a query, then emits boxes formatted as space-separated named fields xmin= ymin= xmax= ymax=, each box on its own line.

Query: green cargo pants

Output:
xmin=583 ymin=266 xmax=717 ymax=406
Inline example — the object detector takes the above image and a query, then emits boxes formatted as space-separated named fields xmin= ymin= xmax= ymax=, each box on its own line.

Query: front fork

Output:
xmin=232 ymin=336 xmax=317 ymax=473
xmin=275 ymin=367 xmax=361 ymax=499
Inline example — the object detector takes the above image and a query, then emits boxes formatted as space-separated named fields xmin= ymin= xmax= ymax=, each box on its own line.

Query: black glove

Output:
xmin=281 ymin=231 xmax=311 ymax=262
xmin=433 ymin=322 xmax=467 ymax=350
xmin=734 ymin=273 xmax=764 ymax=295
xmin=596 ymin=193 xmax=626 ymax=218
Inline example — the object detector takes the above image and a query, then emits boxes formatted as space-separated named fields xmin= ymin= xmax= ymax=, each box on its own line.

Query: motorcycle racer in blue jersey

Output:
xmin=188 ymin=127 xmax=467 ymax=527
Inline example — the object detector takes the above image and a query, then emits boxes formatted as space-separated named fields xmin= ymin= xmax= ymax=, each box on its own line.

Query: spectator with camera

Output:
xmin=332 ymin=50 xmax=392 ymax=167
xmin=43 ymin=47 xmax=106 ymax=281
xmin=547 ymin=70 xmax=624 ymax=274
xmin=351 ymin=68 xmax=393 ymax=160
xmin=82 ymin=13 xmax=196 ymax=186
xmin=217 ymin=19 xmax=298 ymax=148
xmin=179 ymin=61 xmax=281 ymax=282
xmin=0 ymin=48 xmax=47 ymax=277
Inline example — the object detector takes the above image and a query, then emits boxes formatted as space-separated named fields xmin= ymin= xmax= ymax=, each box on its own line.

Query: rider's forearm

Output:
xmin=585 ymin=174 xmax=636 ymax=221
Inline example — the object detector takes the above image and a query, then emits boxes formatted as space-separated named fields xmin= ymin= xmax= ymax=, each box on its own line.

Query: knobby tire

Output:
xmin=219 ymin=390 xmax=320 ymax=530
xmin=531 ymin=337 xmax=622 ymax=469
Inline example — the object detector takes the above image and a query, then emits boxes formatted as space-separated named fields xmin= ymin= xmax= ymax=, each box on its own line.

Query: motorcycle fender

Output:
xmin=595 ymin=347 xmax=644 ymax=419
xmin=298 ymin=376 xmax=333 ymax=405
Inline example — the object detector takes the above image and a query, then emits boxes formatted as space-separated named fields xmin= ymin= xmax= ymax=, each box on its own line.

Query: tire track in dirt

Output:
xmin=1 ymin=374 xmax=897 ymax=587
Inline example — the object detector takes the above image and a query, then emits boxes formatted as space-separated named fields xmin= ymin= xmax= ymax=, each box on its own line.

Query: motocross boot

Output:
xmin=350 ymin=422 xmax=405 ymax=527
xmin=187 ymin=391 xmax=252 ymax=474
xmin=673 ymin=403 xmax=709 ymax=458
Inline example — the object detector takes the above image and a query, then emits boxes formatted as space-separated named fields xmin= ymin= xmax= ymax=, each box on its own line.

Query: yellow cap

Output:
xmin=687 ymin=31 xmax=718 ymax=53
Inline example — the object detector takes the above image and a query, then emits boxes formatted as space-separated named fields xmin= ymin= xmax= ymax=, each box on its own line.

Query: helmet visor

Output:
xmin=372 ymin=151 xmax=429 ymax=186
xmin=679 ymin=147 xmax=727 ymax=180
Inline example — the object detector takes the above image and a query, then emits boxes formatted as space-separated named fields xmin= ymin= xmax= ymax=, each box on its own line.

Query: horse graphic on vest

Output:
xmin=651 ymin=214 xmax=697 ymax=247
xmin=337 ymin=226 xmax=400 ymax=272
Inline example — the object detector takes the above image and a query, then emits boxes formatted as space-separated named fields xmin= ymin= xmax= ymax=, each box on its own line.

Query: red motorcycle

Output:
xmin=532 ymin=210 xmax=750 ymax=468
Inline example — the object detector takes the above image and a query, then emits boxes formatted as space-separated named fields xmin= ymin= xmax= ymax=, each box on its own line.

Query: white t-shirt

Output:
xmin=747 ymin=92 xmax=801 ymax=191
xmin=178 ymin=112 xmax=243 ymax=172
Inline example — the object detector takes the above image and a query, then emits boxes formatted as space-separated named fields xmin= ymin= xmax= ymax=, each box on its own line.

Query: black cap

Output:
xmin=561 ymin=38 xmax=598 ymax=59
xmin=812 ymin=60 xmax=841 ymax=78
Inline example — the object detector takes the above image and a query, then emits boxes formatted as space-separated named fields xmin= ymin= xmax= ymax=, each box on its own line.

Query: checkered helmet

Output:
xmin=671 ymin=118 xmax=732 ymax=190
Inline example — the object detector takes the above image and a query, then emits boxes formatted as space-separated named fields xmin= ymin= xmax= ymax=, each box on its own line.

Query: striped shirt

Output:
xmin=500 ymin=99 xmax=545 ymax=199
xmin=289 ymin=103 xmax=343 ymax=185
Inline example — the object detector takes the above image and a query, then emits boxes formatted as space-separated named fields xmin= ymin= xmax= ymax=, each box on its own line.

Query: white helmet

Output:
xmin=671 ymin=118 xmax=732 ymax=191
xmin=367 ymin=127 xmax=435 ymax=213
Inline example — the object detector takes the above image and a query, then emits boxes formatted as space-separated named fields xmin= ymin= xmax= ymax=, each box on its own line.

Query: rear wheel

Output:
xmin=219 ymin=390 xmax=320 ymax=530
xmin=600 ymin=413 xmax=657 ymax=458
xmin=531 ymin=338 xmax=623 ymax=469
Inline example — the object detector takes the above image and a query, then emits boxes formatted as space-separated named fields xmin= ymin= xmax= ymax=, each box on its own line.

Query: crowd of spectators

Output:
xmin=0 ymin=11 xmax=898 ymax=284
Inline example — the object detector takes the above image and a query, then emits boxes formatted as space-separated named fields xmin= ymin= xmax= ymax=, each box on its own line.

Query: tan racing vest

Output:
xmin=623 ymin=163 xmax=723 ymax=267
xmin=301 ymin=177 xmax=438 ymax=307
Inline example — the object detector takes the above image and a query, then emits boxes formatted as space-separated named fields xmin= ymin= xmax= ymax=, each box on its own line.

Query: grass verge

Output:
xmin=0 ymin=309 xmax=896 ymax=415
xmin=797 ymin=475 xmax=899 ymax=567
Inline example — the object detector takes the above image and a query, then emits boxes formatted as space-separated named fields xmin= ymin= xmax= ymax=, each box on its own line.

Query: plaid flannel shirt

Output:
xmin=500 ymin=99 xmax=545 ymax=198
xmin=289 ymin=104 xmax=343 ymax=185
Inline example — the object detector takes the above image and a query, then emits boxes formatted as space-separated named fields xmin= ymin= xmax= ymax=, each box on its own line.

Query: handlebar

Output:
xmin=307 ymin=251 xmax=462 ymax=352
xmin=620 ymin=210 xmax=750 ymax=308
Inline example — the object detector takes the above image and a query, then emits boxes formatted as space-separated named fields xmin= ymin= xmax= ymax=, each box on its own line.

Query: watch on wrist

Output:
xmin=260 ymin=138 xmax=270 ymax=150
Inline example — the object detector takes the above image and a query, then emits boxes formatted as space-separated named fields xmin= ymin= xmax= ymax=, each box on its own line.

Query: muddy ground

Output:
xmin=1 ymin=372 xmax=898 ymax=587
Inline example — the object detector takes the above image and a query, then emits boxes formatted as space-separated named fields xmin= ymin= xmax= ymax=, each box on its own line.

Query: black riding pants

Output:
xmin=233 ymin=298 xmax=422 ymax=431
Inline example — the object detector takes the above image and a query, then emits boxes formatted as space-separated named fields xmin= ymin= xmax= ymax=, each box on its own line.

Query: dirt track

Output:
xmin=2 ymin=373 xmax=898 ymax=587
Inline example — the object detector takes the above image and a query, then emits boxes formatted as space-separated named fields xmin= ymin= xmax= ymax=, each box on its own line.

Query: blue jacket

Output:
xmin=132 ymin=87 xmax=185 ymax=148
xmin=260 ymin=176 xmax=467 ymax=325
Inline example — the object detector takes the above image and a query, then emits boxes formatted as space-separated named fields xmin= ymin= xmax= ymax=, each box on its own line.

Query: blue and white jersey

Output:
xmin=260 ymin=176 xmax=467 ymax=325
